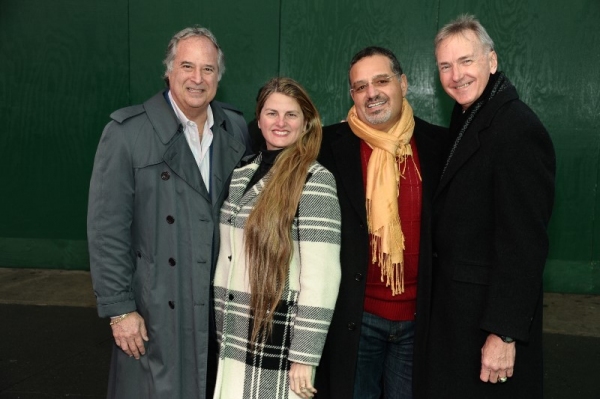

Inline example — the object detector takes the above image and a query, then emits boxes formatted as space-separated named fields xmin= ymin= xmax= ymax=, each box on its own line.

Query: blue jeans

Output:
xmin=353 ymin=312 xmax=415 ymax=399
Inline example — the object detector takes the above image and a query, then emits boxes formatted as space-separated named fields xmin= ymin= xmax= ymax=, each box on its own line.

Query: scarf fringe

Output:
xmin=367 ymin=202 xmax=406 ymax=296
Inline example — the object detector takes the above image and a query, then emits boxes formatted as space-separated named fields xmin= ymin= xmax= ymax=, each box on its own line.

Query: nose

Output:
xmin=365 ymin=82 xmax=379 ymax=97
xmin=452 ymin=64 xmax=463 ymax=82
xmin=274 ymin=116 xmax=286 ymax=127
xmin=191 ymin=68 xmax=203 ymax=83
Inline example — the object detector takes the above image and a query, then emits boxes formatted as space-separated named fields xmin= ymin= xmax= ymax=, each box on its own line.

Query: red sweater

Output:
xmin=360 ymin=138 xmax=422 ymax=321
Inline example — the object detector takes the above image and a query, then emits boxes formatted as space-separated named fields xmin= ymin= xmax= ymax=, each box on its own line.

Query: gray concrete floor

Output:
xmin=0 ymin=267 xmax=599 ymax=398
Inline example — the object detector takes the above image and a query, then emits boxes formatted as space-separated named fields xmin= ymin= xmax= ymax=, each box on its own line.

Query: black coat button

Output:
xmin=355 ymin=273 xmax=363 ymax=281
xmin=166 ymin=215 xmax=175 ymax=224
xmin=348 ymin=322 xmax=356 ymax=331
xmin=168 ymin=258 xmax=176 ymax=266
xmin=168 ymin=301 xmax=175 ymax=309
xmin=432 ymin=252 xmax=438 ymax=258
xmin=161 ymin=171 xmax=170 ymax=180
xmin=136 ymin=251 xmax=141 ymax=258
xmin=229 ymin=294 xmax=234 ymax=300
xmin=227 ymin=255 xmax=232 ymax=261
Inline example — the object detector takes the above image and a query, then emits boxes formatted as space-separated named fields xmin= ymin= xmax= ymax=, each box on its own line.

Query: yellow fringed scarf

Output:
xmin=347 ymin=98 xmax=420 ymax=295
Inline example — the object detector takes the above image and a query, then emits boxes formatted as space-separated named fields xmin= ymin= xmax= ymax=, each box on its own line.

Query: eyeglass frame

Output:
xmin=349 ymin=72 xmax=403 ymax=94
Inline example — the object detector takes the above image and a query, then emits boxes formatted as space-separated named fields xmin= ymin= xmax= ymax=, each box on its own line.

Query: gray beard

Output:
xmin=365 ymin=108 xmax=392 ymax=126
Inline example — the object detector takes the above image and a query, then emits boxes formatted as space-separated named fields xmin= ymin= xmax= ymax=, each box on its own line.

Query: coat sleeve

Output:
xmin=87 ymin=120 xmax=138 ymax=318
xmin=479 ymin=105 xmax=556 ymax=341
xmin=288 ymin=166 xmax=342 ymax=366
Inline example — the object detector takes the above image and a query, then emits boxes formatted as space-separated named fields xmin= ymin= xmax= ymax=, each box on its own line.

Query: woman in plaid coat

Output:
xmin=213 ymin=77 xmax=342 ymax=399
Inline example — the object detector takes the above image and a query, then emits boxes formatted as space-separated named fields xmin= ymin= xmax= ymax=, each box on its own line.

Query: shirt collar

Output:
xmin=167 ymin=90 xmax=214 ymax=129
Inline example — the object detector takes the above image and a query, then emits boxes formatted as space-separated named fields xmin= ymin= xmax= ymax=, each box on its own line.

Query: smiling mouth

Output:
xmin=455 ymin=81 xmax=472 ymax=89
xmin=187 ymin=87 xmax=204 ymax=93
xmin=271 ymin=130 xmax=289 ymax=136
xmin=367 ymin=100 xmax=386 ymax=108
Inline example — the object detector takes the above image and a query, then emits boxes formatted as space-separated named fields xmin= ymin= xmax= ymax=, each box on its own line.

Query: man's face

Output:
xmin=349 ymin=55 xmax=407 ymax=131
xmin=435 ymin=30 xmax=498 ymax=110
xmin=167 ymin=36 xmax=219 ymax=120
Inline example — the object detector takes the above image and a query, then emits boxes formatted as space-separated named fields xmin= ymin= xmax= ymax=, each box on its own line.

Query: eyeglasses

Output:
xmin=350 ymin=72 xmax=401 ymax=94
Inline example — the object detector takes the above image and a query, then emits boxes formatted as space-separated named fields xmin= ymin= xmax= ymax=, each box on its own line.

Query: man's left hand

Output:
xmin=480 ymin=333 xmax=516 ymax=383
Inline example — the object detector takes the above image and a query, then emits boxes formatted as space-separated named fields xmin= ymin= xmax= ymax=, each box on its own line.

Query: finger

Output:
xmin=479 ymin=368 xmax=490 ymax=382
xmin=141 ymin=323 xmax=149 ymax=341
xmin=507 ymin=368 xmax=514 ymax=378
xmin=127 ymin=338 xmax=141 ymax=359
xmin=119 ymin=340 xmax=133 ymax=357
xmin=134 ymin=336 xmax=146 ymax=355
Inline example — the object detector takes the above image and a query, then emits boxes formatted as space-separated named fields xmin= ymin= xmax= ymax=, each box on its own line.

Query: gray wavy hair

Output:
xmin=163 ymin=26 xmax=225 ymax=85
xmin=434 ymin=14 xmax=495 ymax=55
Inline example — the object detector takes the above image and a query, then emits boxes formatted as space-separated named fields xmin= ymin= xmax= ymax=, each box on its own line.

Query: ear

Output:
xmin=399 ymin=74 xmax=408 ymax=96
xmin=489 ymin=50 xmax=498 ymax=74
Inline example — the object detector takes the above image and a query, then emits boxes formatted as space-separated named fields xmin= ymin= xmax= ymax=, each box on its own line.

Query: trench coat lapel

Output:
xmin=163 ymin=131 xmax=210 ymax=199
xmin=210 ymin=104 xmax=246 ymax=211
xmin=143 ymin=91 xmax=210 ymax=200
xmin=331 ymin=124 xmax=367 ymax=225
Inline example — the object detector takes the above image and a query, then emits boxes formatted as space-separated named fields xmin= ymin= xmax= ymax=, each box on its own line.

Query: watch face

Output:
xmin=501 ymin=335 xmax=514 ymax=343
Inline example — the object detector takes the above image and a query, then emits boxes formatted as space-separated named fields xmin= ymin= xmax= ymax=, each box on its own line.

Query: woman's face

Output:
xmin=258 ymin=92 xmax=305 ymax=151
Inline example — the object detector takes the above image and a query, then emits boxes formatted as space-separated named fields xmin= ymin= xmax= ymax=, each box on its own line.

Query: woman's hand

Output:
xmin=289 ymin=362 xmax=317 ymax=398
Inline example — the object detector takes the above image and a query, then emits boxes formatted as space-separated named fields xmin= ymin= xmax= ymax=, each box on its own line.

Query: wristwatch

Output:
xmin=499 ymin=335 xmax=515 ymax=343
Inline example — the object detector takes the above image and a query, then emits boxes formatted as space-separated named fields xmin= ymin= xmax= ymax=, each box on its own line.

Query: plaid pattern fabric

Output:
xmin=213 ymin=156 xmax=342 ymax=399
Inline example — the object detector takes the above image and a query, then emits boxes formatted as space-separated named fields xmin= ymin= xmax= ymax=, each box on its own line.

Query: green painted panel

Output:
xmin=0 ymin=0 xmax=598 ymax=292
xmin=544 ymin=259 xmax=600 ymax=295
xmin=0 ymin=1 xmax=129 ymax=248
xmin=279 ymin=0 xmax=443 ymax=126
xmin=128 ymin=0 xmax=280 ymax=120
xmin=0 ymin=238 xmax=88 ymax=271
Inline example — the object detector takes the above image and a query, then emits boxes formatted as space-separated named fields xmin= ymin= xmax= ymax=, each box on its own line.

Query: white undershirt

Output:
xmin=168 ymin=91 xmax=214 ymax=192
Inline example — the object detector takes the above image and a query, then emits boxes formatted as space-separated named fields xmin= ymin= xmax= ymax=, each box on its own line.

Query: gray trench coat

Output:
xmin=87 ymin=90 xmax=250 ymax=399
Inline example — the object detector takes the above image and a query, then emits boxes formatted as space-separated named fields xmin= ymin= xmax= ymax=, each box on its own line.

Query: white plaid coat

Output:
xmin=213 ymin=156 xmax=342 ymax=399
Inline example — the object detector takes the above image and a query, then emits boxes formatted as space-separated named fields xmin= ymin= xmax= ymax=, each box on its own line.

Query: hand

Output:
xmin=289 ymin=362 xmax=317 ymax=398
xmin=110 ymin=311 xmax=149 ymax=359
xmin=480 ymin=333 xmax=516 ymax=383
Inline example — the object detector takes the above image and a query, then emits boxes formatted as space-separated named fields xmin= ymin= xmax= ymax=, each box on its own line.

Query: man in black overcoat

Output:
xmin=412 ymin=14 xmax=556 ymax=399
xmin=315 ymin=46 xmax=446 ymax=399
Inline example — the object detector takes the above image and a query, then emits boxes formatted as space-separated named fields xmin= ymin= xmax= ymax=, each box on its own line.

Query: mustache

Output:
xmin=365 ymin=94 xmax=387 ymax=105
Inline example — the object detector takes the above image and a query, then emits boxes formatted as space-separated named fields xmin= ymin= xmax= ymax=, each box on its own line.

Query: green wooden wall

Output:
xmin=0 ymin=0 xmax=598 ymax=294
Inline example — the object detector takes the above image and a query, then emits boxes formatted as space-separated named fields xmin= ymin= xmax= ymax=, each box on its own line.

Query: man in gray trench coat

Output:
xmin=87 ymin=26 xmax=252 ymax=399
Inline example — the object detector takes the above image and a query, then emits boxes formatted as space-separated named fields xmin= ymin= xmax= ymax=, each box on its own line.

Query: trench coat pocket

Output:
xmin=452 ymin=262 xmax=490 ymax=285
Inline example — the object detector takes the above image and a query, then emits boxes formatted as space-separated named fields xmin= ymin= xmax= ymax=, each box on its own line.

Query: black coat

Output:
xmin=315 ymin=118 xmax=447 ymax=399
xmin=413 ymin=84 xmax=556 ymax=398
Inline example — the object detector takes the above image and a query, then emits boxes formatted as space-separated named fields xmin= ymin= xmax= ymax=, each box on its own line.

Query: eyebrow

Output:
xmin=438 ymin=54 xmax=475 ymax=65
xmin=353 ymin=73 xmax=393 ymax=84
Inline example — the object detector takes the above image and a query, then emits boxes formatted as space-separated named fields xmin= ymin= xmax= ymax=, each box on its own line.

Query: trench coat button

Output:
xmin=161 ymin=171 xmax=170 ymax=180
xmin=168 ymin=258 xmax=176 ymax=266
xmin=227 ymin=255 xmax=232 ymax=261
xmin=354 ymin=273 xmax=363 ymax=281
xmin=347 ymin=322 xmax=356 ymax=331
xmin=168 ymin=301 xmax=175 ymax=309
xmin=229 ymin=294 xmax=234 ymax=300
xmin=166 ymin=215 xmax=175 ymax=224
xmin=136 ymin=251 xmax=141 ymax=258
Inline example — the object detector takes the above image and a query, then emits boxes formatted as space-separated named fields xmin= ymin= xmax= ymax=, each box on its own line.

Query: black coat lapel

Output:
xmin=331 ymin=124 xmax=367 ymax=225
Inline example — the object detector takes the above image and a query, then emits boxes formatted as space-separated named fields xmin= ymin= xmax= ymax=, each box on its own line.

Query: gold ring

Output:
xmin=498 ymin=376 xmax=508 ymax=383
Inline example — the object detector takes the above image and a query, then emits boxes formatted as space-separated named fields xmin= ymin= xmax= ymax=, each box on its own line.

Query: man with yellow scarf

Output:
xmin=315 ymin=47 xmax=447 ymax=399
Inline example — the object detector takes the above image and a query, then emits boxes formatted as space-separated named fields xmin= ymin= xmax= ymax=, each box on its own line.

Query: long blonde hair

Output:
xmin=245 ymin=77 xmax=322 ymax=345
